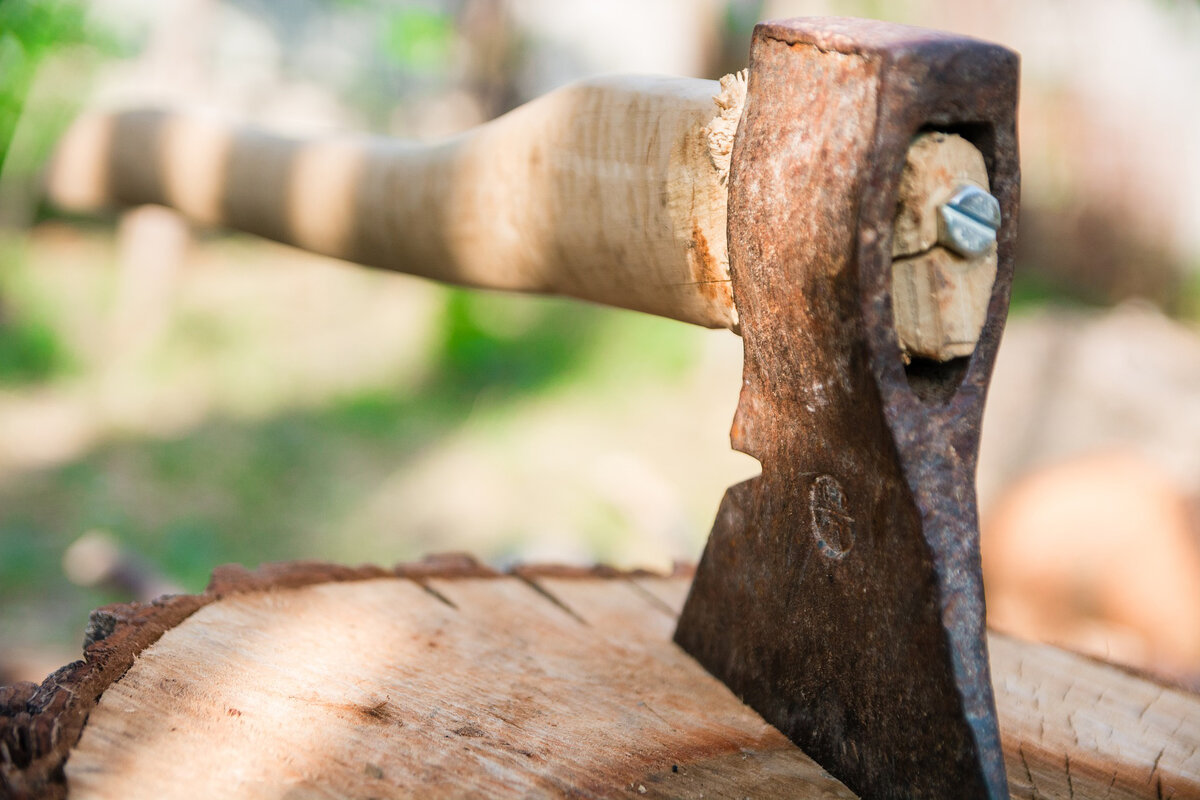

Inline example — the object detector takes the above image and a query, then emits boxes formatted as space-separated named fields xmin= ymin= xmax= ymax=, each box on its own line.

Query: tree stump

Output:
xmin=2 ymin=556 xmax=1198 ymax=799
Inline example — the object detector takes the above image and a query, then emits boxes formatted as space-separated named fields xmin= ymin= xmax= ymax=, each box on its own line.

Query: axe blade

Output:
xmin=675 ymin=18 xmax=1019 ymax=800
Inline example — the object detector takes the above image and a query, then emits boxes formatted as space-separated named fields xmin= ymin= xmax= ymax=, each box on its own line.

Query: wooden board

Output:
xmin=2 ymin=558 xmax=1198 ymax=799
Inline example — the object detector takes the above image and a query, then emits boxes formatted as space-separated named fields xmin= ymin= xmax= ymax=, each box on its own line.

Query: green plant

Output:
xmin=0 ymin=0 xmax=88 ymax=175
xmin=0 ymin=241 xmax=71 ymax=384
xmin=435 ymin=290 xmax=602 ymax=398
xmin=381 ymin=6 xmax=454 ymax=73
xmin=0 ymin=305 xmax=67 ymax=383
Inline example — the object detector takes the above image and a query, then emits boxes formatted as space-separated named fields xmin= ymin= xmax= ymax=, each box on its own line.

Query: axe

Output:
xmin=48 ymin=17 xmax=1018 ymax=799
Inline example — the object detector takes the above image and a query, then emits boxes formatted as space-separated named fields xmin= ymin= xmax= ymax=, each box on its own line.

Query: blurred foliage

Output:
xmin=0 ymin=0 xmax=88 ymax=174
xmin=222 ymin=0 xmax=472 ymax=133
xmin=0 ymin=241 xmax=71 ymax=384
xmin=0 ymin=3 xmax=113 ymax=387
xmin=0 ymin=390 xmax=450 ymax=593
xmin=1014 ymin=204 xmax=1188 ymax=313
xmin=1008 ymin=271 xmax=1095 ymax=313
xmin=0 ymin=241 xmax=703 ymax=646
xmin=0 ymin=310 xmax=68 ymax=384
xmin=1179 ymin=267 xmax=1200 ymax=322
xmin=381 ymin=6 xmax=455 ymax=72
xmin=435 ymin=290 xmax=601 ymax=399
xmin=0 ymin=520 xmax=56 ymax=591
xmin=0 ymin=0 xmax=88 ymax=60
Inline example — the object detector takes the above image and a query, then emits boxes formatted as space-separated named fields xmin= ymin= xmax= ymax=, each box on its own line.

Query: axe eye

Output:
xmin=890 ymin=132 xmax=1000 ymax=405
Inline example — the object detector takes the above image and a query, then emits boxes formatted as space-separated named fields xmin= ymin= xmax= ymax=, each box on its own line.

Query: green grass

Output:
xmin=0 ymin=312 xmax=70 ymax=383
xmin=1174 ymin=264 xmax=1200 ymax=322
xmin=0 ymin=255 xmax=707 ymax=650
xmin=1007 ymin=269 xmax=1097 ymax=312
xmin=0 ymin=242 xmax=73 ymax=385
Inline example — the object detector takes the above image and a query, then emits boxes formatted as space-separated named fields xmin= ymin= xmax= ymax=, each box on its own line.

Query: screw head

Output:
xmin=937 ymin=185 xmax=1001 ymax=258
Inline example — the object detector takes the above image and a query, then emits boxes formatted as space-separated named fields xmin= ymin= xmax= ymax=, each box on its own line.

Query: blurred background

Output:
xmin=1 ymin=0 xmax=1199 ymax=690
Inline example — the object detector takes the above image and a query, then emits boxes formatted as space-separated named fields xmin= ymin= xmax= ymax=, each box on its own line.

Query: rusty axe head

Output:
xmin=675 ymin=17 xmax=1019 ymax=799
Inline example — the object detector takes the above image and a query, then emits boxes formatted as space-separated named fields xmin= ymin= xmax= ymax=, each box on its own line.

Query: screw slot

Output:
xmin=937 ymin=185 xmax=1001 ymax=258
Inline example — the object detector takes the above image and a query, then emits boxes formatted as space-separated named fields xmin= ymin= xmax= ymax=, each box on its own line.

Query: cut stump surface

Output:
xmin=2 ymin=557 xmax=1197 ymax=799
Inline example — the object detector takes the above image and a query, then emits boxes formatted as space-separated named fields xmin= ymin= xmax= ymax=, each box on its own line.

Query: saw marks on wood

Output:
xmin=990 ymin=633 xmax=1200 ymax=800
xmin=64 ymin=575 xmax=852 ymax=800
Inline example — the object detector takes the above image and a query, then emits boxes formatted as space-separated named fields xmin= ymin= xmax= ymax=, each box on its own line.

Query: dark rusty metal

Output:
xmin=674 ymin=17 xmax=1019 ymax=800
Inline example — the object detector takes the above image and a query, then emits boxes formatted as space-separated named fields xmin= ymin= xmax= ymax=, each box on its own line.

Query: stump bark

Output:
xmin=2 ymin=556 xmax=1197 ymax=799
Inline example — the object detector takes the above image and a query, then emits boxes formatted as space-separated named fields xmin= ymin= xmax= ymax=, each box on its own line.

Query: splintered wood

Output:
xmin=11 ymin=568 xmax=1199 ymax=799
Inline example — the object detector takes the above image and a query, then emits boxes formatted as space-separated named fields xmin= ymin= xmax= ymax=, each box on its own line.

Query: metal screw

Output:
xmin=937 ymin=184 xmax=1001 ymax=258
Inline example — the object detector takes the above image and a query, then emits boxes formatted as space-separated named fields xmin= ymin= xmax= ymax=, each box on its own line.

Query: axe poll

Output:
xmin=47 ymin=17 xmax=1018 ymax=799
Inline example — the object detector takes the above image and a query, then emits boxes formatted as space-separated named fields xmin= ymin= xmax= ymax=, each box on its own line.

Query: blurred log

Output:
xmin=984 ymin=451 xmax=1200 ymax=684
xmin=2 ymin=558 xmax=1197 ymax=799
xmin=107 ymin=206 xmax=189 ymax=363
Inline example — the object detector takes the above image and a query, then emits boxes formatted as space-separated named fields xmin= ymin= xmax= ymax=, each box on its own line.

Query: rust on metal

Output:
xmin=675 ymin=17 xmax=1019 ymax=800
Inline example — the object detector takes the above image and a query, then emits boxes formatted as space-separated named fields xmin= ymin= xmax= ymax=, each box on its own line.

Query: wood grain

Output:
xmin=47 ymin=76 xmax=741 ymax=330
xmin=48 ymin=73 xmax=995 ymax=362
xmin=991 ymin=633 xmax=1200 ymax=799
xmin=64 ymin=573 xmax=850 ymax=800
xmin=890 ymin=132 xmax=999 ymax=363
xmin=5 ymin=562 xmax=1196 ymax=798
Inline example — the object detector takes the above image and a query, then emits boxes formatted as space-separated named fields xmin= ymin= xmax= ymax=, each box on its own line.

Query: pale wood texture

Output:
xmin=64 ymin=570 xmax=851 ymax=800
xmin=651 ymin=573 xmax=1200 ymax=799
xmin=47 ymin=76 xmax=741 ymax=329
xmin=2 ymin=563 xmax=1192 ymax=799
xmin=891 ymin=132 xmax=999 ymax=362
xmin=991 ymin=634 xmax=1200 ymax=799
xmin=49 ymin=75 xmax=998 ymax=359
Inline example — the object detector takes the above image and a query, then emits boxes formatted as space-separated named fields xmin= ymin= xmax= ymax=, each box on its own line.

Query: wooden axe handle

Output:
xmin=48 ymin=76 xmax=742 ymax=330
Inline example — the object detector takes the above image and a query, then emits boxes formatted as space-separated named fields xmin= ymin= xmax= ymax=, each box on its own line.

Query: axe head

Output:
xmin=675 ymin=17 xmax=1019 ymax=800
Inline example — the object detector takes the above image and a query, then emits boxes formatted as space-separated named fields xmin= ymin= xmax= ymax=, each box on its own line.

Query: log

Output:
xmin=2 ymin=559 xmax=1197 ymax=799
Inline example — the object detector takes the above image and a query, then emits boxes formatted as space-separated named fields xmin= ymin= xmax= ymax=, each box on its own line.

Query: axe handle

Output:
xmin=48 ymin=76 xmax=740 ymax=330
